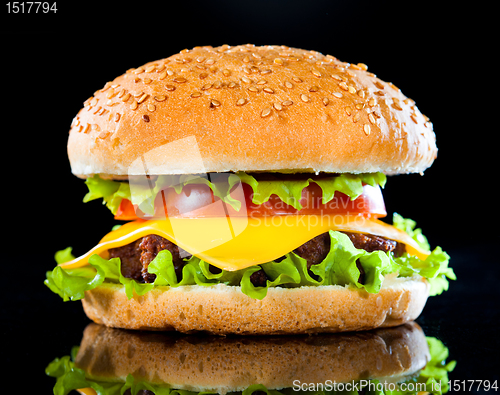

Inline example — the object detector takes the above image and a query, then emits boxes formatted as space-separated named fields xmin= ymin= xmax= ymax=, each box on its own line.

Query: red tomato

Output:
xmin=116 ymin=181 xmax=386 ymax=220
xmin=114 ymin=198 xmax=139 ymax=220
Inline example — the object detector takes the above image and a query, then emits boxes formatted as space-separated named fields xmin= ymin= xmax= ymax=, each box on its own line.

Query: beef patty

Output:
xmin=108 ymin=232 xmax=405 ymax=286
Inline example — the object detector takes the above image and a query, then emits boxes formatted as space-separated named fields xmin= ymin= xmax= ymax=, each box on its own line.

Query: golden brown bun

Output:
xmin=75 ymin=321 xmax=429 ymax=394
xmin=68 ymin=44 xmax=437 ymax=178
xmin=81 ymin=275 xmax=429 ymax=335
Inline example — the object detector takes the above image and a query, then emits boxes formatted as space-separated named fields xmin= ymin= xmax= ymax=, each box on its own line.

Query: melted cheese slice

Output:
xmin=60 ymin=215 xmax=429 ymax=272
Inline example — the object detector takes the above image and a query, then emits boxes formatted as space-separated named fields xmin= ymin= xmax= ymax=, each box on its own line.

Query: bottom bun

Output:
xmin=81 ymin=275 xmax=429 ymax=334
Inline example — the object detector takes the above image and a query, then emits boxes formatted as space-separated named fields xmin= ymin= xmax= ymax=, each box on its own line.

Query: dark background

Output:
xmin=2 ymin=0 xmax=498 ymax=393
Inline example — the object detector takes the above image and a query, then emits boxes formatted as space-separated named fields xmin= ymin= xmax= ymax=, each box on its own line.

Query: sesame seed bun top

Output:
xmin=67 ymin=44 xmax=437 ymax=178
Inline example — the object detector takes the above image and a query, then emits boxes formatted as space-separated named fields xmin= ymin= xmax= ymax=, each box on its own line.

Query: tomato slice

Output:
xmin=115 ymin=199 xmax=139 ymax=220
xmin=115 ymin=182 xmax=387 ymax=220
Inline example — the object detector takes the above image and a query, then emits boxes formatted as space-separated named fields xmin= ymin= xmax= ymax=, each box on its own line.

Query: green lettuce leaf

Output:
xmin=83 ymin=172 xmax=386 ymax=215
xmin=392 ymin=213 xmax=455 ymax=296
xmin=83 ymin=175 xmax=131 ymax=215
xmin=237 ymin=172 xmax=386 ymax=209
xmin=392 ymin=212 xmax=430 ymax=251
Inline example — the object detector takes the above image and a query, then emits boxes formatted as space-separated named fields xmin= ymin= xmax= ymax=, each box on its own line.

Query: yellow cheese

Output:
xmin=59 ymin=215 xmax=429 ymax=272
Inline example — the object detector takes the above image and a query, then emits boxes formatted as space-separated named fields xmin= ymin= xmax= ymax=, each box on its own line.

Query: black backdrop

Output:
xmin=2 ymin=0 xmax=498 ymax=393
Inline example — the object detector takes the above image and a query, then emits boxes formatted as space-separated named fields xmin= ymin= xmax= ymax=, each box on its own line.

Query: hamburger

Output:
xmin=46 ymin=322 xmax=456 ymax=395
xmin=45 ymin=44 xmax=455 ymax=334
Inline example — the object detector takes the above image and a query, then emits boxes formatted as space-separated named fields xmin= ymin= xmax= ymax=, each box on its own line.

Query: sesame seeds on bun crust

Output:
xmin=67 ymin=44 xmax=437 ymax=178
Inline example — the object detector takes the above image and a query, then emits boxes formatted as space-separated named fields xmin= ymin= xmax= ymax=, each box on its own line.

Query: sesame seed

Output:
xmin=159 ymin=71 xmax=168 ymax=80
xmin=130 ymin=101 xmax=138 ymax=110
xmin=364 ymin=124 xmax=371 ymax=135
xmin=196 ymin=57 xmax=206 ymax=63
xmin=121 ymin=93 xmax=131 ymax=102
xmin=345 ymin=106 xmax=352 ymax=116
xmin=256 ymin=79 xmax=267 ymax=85
xmin=199 ymin=73 xmax=208 ymax=79
xmin=156 ymin=64 xmax=166 ymax=73
xmin=263 ymin=87 xmax=274 ymax=94
xmin=309 ymin=86 xmax=319 ymax=92
xmin=248 ymin=86 xmax=260 ymax=93
xmin=222 ymin=69 xmax=231 ymax=77
xmin=228 ymin=82 xmax=237 ymax=88
xmin=374 ymin=90 xmax=385 ymax=96
xmin=142 ymin=114 xmax=150 ymax=122
xmin=358 ymin=63 xmax=368 ymax=71
xmin=349 ymin=64 xmax=361 ymax=71
xmin=357 ymin=89 xmax=366 ymax=98
xmin=311 ymin=70 xmax=322 ymax=78
xmin=117 ymin=89 xmax=126 ymax=98
xmin=273 ymin=102 xmax=283 ymax=111
xmin=411 ymin=114 xmax=418 ymax=124
xmin=91 ymin=123 xmax=100 ymax=131
xmin=98 ymin=131 xmax=110 ymax=139
xmin=332 ymin=92 xmax=343 ymax=99
xmin=114 ymin=113 xmax=121 ymax=122
xmin=274 ymin=58 xmax=284 ymax=65
xmin=300 ymin=94 xmax=310 ymax=102
xmin=243 ymin=56 xmax=251 ymax=63
xmin=100 ymin=83 xmax=111 ymax=93
xmin=147 ymin=104 xmax=156 ymax=112
xmin=106 ymin=89 xmax=117 ymax=99
xmin=339 ymin=81 xmax=349 ymax=91
xmin=145 ymin=65 xmax=156 ymax=73
xmin=348 ymin=85 xmax=357 ymax=94
xmin=353 ymin=113 xmax=361 ymax=123
xmin=388 ymin=82 xmax=399 ymax=91
xmin=261 ymin=108 xmax=272 ymax=117
xmin=165 ymin=85 xmax=176 ymax=91
xmin=292 ymin=77 xmax=303 ymax=83
xmin=82 ymin=123 xmax=90 ymax=133
xmin=282 ymin=100 xmax=293 ymax=106
xmin=355 ymin=103 xmax=365 ymax=110
xmin=374 ymin=81 xmax=384 ymax=89
xmin=154 ymin=95 xmax=167 ymax=102
xmin=137 ymin=93 xmax=149 ymax=104
xmin=210 ymin=99 xmax=221 ymax=107
xmin=241 ymin=76 xmax=251 ymax=84
xmin=167 ymin=69 xmax=174 ymax=76
xmin=284 ymin=81 xmax=293 ymax=89
xmin=133 ymin=67 xmax=144 ymax=74
xmin=236 ymin=98 xmax=247 ymax=106
xmin=260 ymin=69 xmax=272 ymax=74
xmin=322 ymin=97 xmax=329 ymax=106
xmin=173 ymin=77 xmax=187 ymax=83
xmin=205 ymin=58 xmax=215 ymax=65
xmin=392 ymin=98 xmax=403 ymax=110
xmin=191 ymin=92 xmax=202 ymax=98
xmin=143 ymin=78 xmax=152 ymax=84
xmin=331 ymin=74 xmax=343 ymax=81
xmin=201 ymin=83 xmax=213 ymax=90
xmin=368 ymin=113 xmax=376 ymax=124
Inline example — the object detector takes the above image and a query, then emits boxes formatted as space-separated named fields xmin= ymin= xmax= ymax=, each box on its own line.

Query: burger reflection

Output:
xmin=46 ymin=321 xmax=455 ymax=395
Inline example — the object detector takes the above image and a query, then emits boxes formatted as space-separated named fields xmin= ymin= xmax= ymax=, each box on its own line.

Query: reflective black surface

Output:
xmin=3 ymin=0 xmax=497 ymax=393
